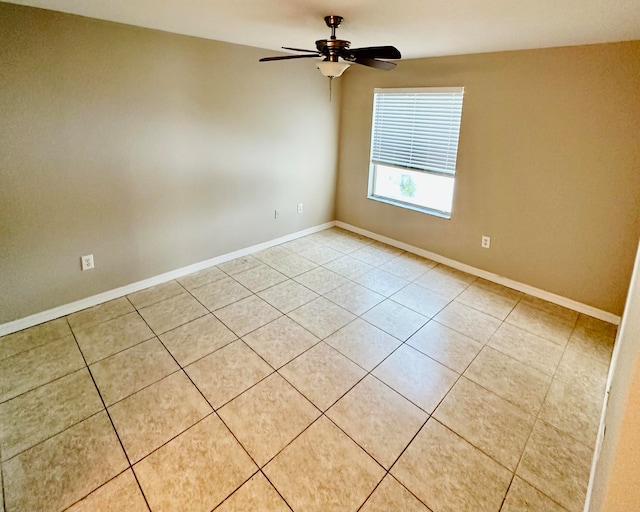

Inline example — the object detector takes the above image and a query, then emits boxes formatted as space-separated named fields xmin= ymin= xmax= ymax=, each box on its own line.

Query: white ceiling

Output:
xmin=5 ymin=0 xmax=640 ymax=59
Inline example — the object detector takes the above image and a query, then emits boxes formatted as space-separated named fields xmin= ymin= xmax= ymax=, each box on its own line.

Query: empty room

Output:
xmin=1 ymin=1 xmax=639 ymax=511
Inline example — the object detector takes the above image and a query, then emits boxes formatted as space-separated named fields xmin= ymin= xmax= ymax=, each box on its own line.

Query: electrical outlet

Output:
xmin=297 ymin=203 xmax=303 ymax=214
xmin=81 ymin=254 xmax=95 ymax=271
xmin=274 ymin=209 xmax=280 ymax=220
xmin=481 ymin=236 xmax=491 ymax=249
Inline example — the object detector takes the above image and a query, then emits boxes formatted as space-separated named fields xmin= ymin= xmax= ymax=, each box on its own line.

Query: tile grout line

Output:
xmin=257 ymin=298 xmax=429 ymax=507
xmin=1 ymin=441 xmax=4 ymax=512
xmin=433 ymin=293 xmax=566 ymax=510
xmin=0 ymin=366 xmax=92 ymax=417
xmin=0 ymin=409 xmax=108 ymax=467
xmin=102 ymin=290 xmax=275 ymax=510
xmin=495 ymin=302 xmax=578 ymax=511
xmin=65 ymin=313 xmax=154 ymax=512
xmin=405 ymin=291 xmax=601 ymax=511
xmin=255 ymin=469 xmax=295 ymax=512
xmin=354 ymin=268 xmax=501 ymax=498
xmin=141 ymin=297 xmax=300 ymax=512
xmin=0 ymin=329 xmax=73 ymax=367
xmin=373 ymin=291 xmax=537 ymax=510
xmin=484 ymin=298 xmax=531 ymax=512
xmin=206 ymin=276 xmax=412 ymax=503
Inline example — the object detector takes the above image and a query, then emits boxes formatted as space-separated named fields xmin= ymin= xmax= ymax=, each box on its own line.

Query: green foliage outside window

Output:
xmin=400 ymin=175 xmax=417 ymax=197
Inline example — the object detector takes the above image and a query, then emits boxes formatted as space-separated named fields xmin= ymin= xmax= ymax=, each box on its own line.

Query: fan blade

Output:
xmin=282 ymin=46 xmax=319 ymax=54
xmin=259 ymin=54 xmax=320 ymax=62
xmin=353 ymin=57 xmax=397 ymax=71
xmin=349 ymin=46 xmax=401 ymax=60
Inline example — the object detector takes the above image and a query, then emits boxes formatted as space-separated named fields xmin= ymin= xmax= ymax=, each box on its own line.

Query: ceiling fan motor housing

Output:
xmin=316 ymin=38 xmax=351 ymax=61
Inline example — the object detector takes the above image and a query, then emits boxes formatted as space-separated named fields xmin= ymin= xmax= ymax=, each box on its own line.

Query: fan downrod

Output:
xmin=324 ymin=15 xmax=343 ymax=39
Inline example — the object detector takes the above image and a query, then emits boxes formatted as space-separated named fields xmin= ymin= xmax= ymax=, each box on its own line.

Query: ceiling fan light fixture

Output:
xmin=316 ymin=60 xmax=350 ymax=78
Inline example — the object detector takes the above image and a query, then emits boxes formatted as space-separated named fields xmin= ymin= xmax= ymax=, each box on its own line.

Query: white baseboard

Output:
xmin=336 ymin=221 xmax=621 ymax=325
xmin=1 ymin=219 xmax=620 ymax=337
xmin=0 ymin=221 xmax=336 ymax=337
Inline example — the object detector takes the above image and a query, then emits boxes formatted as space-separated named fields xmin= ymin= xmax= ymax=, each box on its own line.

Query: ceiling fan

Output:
xmin=259 ymin=15 xmax=401 ymax=80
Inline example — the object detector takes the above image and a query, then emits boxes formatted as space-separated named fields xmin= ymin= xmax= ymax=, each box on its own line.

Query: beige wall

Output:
xmin=336 ymin=42 xmax=640 ymax=315
xmin=0 ymin=3 xmax=340 ymax=324
xmin=587 ymin=240 xmax=640 ymax=511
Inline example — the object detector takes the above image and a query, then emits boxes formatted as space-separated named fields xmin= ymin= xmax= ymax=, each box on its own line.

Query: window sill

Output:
xmin=367 ymin=195 xmax=451 ymax=219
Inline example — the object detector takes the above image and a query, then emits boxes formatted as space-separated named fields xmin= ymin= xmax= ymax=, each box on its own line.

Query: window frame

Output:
xmin=367 ymin=86 xmax=465 ymax=219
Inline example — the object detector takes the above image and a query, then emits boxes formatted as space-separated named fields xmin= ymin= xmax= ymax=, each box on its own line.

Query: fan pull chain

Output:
xmin=329 ymin=76 xmax=333 ymax=102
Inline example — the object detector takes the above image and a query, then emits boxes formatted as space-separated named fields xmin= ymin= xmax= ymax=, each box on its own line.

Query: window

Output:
xmin=368 ymin=87 xmax=464 ymax=218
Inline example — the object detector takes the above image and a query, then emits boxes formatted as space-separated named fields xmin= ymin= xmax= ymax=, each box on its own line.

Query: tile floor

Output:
xmin=0 ymin=227 xmax=617 ymax=512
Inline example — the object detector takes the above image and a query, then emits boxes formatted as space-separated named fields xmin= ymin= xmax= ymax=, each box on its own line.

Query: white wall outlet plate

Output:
xmin=481 ymin=236 xmax=491 ymax=249
xmin=81 ymin=254 xmax=95 ymax=271
xmin=297 ymin=203 xmax=303 ymax=214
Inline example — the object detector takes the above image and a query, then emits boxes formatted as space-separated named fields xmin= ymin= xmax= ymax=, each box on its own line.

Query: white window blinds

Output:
xmin=370 ymin=87 xmax=464 ymax=176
